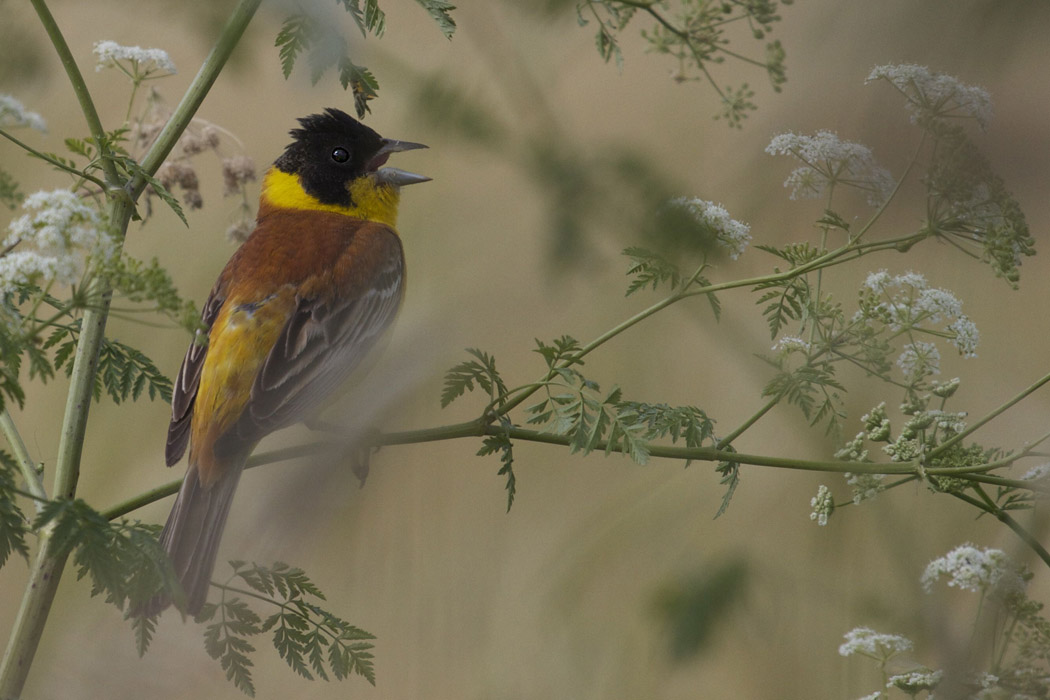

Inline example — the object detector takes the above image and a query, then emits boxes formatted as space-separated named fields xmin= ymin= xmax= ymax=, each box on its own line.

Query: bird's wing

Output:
xmin=166 ymin=291 xmax=226 ymax=467
xmin=227 ymin=226 xmax=405 ymax=445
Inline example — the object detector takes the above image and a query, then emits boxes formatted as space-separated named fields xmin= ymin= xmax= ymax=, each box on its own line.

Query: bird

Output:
xmin=150 ymin=108 xmax=428 ymax=616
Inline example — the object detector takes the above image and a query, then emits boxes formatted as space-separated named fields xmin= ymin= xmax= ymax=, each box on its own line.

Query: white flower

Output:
xmin=1022 ymin=463 xmax=1050 ymax=481
xmin=809 ymin=485 xmax=833 ymax=526
xmin=916 ymin=287 xmax=962 ymax=322
xmin=0 ymin=190 xmax=110 ymax=296
xmin=948 ymin=317 xmax=979 ymax=358
xmin=839 ymin=627 xmax=913 ymax=658
xmin=846 ymin=472 xmax=885 ymax=503
xmin=855 ymin=693 xmax=885 ymax=700
xmin=888 ymin=669 xmax=942 ymax=692
xmin=897 ymin=341 xmax=941 ymax=379
xmin=771 ymin=335 xmax=810 ymax=354
xmin=668 ymin=197 xmax=751 ymax=259
xmin=921 ymin=544 xmax=1010 ymax=593
xmin=93 ymin=40 xmax=176 ymax=76
xmin=766 ymin=130 xmax=895 ymax=206
xmin=0 ymin=94 xmax=46 ymax=132
xmin=867 ymin=63 xmax=992 ymax=128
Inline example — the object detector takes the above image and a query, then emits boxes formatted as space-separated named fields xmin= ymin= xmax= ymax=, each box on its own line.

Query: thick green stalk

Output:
xmin=0 ymin=1 xmax=262 ymax=696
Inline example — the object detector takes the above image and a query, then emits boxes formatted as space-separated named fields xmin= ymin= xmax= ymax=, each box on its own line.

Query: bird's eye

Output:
xmin=331 ymin=147 xmax=350 ymax=163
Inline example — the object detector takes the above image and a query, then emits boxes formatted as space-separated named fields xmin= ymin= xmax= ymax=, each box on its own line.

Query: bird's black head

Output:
xmin=274 ymin=108 xmax=426 ymax=207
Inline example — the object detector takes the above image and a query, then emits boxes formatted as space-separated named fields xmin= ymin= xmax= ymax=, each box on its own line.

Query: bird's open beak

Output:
xmin=372 ymin=138 xmax=430 ymax=187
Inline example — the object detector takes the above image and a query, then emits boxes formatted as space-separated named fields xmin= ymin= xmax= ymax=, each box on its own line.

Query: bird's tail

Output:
xmin=145 ymin=462 xmax=243 ymax=617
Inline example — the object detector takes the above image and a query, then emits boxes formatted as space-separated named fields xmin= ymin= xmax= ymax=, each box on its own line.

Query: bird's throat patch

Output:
xmin=261 ymin=168 xmax=400 ymax=228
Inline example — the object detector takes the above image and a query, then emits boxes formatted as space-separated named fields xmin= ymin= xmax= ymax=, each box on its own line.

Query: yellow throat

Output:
xmin=261 ymin=167 xmax=401 ymax=227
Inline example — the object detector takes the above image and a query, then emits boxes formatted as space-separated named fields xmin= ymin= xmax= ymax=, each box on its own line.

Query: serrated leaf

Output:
xmin=275 ymin=14 xmax=314 ymax=79
xmin=415 ymin=0 xmax=456 ymax=38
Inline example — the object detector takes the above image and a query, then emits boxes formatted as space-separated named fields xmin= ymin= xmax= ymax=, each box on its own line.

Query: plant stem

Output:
xmin=927 ymin=369 xmax=1050 ymax=463
xmin=0 ymin=1 xmax=263 ymax=696
xmin=27 ymin=0 xmax=120 ymax=187
xmin=0 ymin=128 xmax=108 ymax=190
xmin=129 ymin=0 xmax=263 ymax=200
xmin=0 ymin=409 xmax=46 ymax=508
xmin=951 ymin=490 xmax=1050 ymax=570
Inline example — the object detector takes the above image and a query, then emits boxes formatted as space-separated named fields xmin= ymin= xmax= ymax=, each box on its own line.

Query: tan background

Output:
xmin=2 ymin=1 xmax=1050 ymax=697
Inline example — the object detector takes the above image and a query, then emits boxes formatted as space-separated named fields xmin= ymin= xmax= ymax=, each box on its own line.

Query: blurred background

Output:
xmin=2 ymin=0 xmax=1050 ymax=697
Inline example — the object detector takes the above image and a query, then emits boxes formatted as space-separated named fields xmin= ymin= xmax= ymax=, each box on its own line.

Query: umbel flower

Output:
xmin=0 ymin=190 xmax=111 ymax=297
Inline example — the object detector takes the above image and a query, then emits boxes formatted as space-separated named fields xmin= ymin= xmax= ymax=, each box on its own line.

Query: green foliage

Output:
xmin=921 ymin=121 xmax=1034 ymax=287
xmin=201 ymin=596 xmax=260 ymax=696
xmin=337 ymin=0 xmax=387 ymax=37
xmin=414 ymin=0 xmax=457 ymax=38
xmin=0 ymin=167 xmax=22 ymax=210
xmin=624 ymin=246 xmax=683 ymax=296
xmin=617 ymin=402 xmax=715 ymax=465
xmin=30 ymin=498 xmax=179 ymax=627
xmin=441 ymin=347 xmax=508 ymax=409
xmin=578 ymin=0 xmax=792 ymax=126
xmin=526 ymin=365 xmax=643 ymax=463
xmin=276 ymin=1 xmax=456 ymax=118
xmin=103 ymin=254 xmax=201 ymax=333
xmin=477 ymin=419 xmax=517 ymax=511
xmin=200 ymin=561 xmax=376 ymax=697
xmin=46 ymin=330 xmax=172 ymax=404
xmin=120 ymin=156 xmax=188 ymax=227
xmin=0 ymin=451 xmax=29 ymax=568
xmin=761 ymin=356 xmax=846 ymax=431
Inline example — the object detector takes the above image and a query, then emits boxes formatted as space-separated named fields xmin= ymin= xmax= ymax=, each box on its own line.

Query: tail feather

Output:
xmin=146 ymin=462 xmax=243 ymax=616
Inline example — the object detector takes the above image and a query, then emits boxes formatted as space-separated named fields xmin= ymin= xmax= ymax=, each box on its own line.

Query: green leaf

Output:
xmin=477 ymin=420 xmax=516 ymax=510
xmin=203 ymin=597 xmax=261 ymax=697
xmin=714 ymin=452 xmax=740 ymax=518
xmin=0 ymin=452 xmax=29 ymax=567
xmin=95 ymin=338 xmax=173 ymax=404
xmin=275 ymin=14 xmax=313 ymax=79
xmin=415 ymin=0 xmax=456 ymax=38
xmin=208 ymin=562 xmax=376 ymax=692
xmin=623 ymin=246 xmax=682 ymax=296
xmin=337 ymin=57 xmax=379 ymax=119
xmin=440 ymin=348 xmax=507 ymax=408
xmin=124 ymin=158 xmax=188 ymax=226
xmin=0 ymin=167 xmax=23 ymax=210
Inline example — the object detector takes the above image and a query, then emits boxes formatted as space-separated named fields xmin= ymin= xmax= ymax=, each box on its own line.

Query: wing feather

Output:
xmin=225 ymin=230 xmax=404 ymax=446
xmin=166 ymin=291 xmax=226 ymax=466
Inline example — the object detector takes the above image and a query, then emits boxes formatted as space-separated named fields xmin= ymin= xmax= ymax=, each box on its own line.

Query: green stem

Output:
xmin=102 ymin=442 xmax=341 ymax=520
xmin=0 ymin=2 xmax=262 ymax=696
xmin=927 ymin=369 xmax=1050 ymax=463
xmin=951 ymin=490 xmax=1050 ymax=570
xmin=0 ymin=128 xmax=108 ymax=190
xmin=27 ymin=0 xmax=120 ymax=187
xmin=0 ymin=409 xmax=46 ymax=507
xmin=129 ymin=0 xmax=263 ymax=200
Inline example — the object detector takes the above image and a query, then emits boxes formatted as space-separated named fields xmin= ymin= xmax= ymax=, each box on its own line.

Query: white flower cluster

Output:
xmin=920 ymin=544 xmax=1010 ymax=593
xmin=0 ymin=94 xmax=46 ymax=132
xmin=896 ymin=341 xmax=941 ymax=380
xmin=766 ymin=130 xmax=895 ymax=207
xmin=867 ymin=63 xmax=993 ymax=128
xmin=1022 ymin=463 xmax=1050 ymax=481
xmin=771 ymin=335 xmax=810 ymax=354
xmin=888 ymin=668 xmax=942 ymax=693
xmin=809 ymin=484 xmax=833 ymax=526
xmin=845 ymin=472 xmax=885 ymax=504
xmin=0 ymin=190 xmax=111 ymax=297
xmin=668 ymin=197 xmax=751 ymax=259
xmin=93 ymin=40 xmax=176 ymax=76
xmin=859 ymin=270 xmax=979 ymax=370
xmin=839 ymin=627 xmax=913 ymax=658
